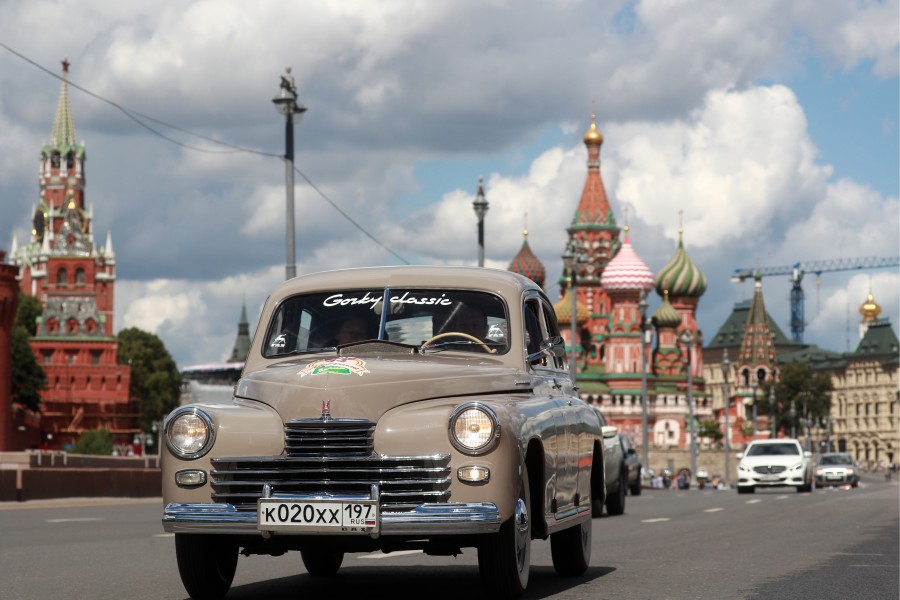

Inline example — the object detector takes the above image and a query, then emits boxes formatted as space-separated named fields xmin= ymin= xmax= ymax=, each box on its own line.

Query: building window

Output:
xmin=75 ymin=268 xmax=85 ymax=284
xmin=91 ymin=350 xmax=101 ymax=365
xmin=42 ymin=351 xmax=53 ymax=365
xmin=57 ymin=268 xmax=68 ymax=285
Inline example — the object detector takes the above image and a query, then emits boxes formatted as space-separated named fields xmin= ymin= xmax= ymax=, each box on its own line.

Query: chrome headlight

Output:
xmin=737 ymin=462 xmax=750 ymax=472
xmin=449 ymin=403 xmax=500 ymax=455
xmin=790 ymin=462 xmax=804 ymax=471
xmin=165 ymin=407 xmax=215 ymax=459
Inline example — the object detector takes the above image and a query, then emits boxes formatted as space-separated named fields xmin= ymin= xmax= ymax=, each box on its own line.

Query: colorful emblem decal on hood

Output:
xmin=298 ymin=357 xmax=370 ymax=377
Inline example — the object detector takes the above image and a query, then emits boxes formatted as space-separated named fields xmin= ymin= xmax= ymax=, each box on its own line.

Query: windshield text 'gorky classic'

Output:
xmin=322 ymin=291 xmax=453 ymax=309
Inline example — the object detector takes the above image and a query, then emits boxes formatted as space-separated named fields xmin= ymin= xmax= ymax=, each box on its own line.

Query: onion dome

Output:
xmin=652 ymin=290 xmax=681 ymax=328
xmin=554 ymin=289 xmax=590 ymax=326
xmin=600 ymin=226 xmax=654 ymax=291
xmin=859 ymin=292 xmax=882 ymax=322
xmin=583 ymin=113 xmax=604 ymax=146
xmin=655 ymin=226 xmax=707 ymax=298
xmin=508 ymin=228 xmax=546 ymax=288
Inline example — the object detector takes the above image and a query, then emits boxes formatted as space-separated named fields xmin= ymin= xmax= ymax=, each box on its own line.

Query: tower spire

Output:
xmin=52 ymin=58 xmax=77 ymax=150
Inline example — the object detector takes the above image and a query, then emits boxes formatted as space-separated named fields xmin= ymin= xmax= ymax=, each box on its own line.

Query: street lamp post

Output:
xmin=272 ymin=66 xmax=307 ymax=280
xmin=752 ymin=369 xmax=766 ymax=439
xmin=790 ymin=401 xmax=797 ymax=438
xmin=769 ymin=386 xmax=777 ymax=438
xmin=561 ymin=242 xmax=586 ymax=383
xmin=639 ymin=291 xmax=650 ymax=470
xmin=680 ymin=330 xmax=697 ymax=487
xmin=722 ymin=349 xmax=731 ymax=486
xmin=472 ymin=177 xmax=489 ymax=267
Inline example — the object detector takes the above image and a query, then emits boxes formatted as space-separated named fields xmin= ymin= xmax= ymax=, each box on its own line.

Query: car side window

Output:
xmin=539 ymin=299 xmax=566 ymax=371
xmin=523 ymin=299 xmax=545 ymax=367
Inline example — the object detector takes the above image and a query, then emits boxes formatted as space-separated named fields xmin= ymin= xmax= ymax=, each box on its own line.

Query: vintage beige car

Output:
xmin=162 ymin=266 xmax=606 ymax=599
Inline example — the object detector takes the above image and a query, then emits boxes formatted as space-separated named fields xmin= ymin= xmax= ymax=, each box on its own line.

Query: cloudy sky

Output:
xmin=1 ymin=0 xmax=897 ymax=369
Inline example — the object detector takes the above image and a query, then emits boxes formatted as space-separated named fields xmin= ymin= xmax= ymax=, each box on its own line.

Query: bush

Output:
xmin=69 ymin=428 xmax=114 ymax=455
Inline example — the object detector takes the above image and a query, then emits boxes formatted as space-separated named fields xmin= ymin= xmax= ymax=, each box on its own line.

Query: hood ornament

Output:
xmin=321 ymin=399 xmax=332 ymax=421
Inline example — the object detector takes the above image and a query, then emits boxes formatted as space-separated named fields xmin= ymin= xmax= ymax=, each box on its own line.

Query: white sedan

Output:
xmin=736 ymin=439 xmax=813 ymax=494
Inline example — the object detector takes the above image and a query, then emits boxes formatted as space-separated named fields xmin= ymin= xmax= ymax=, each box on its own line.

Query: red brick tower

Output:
xmin=8 ymin=60 xmax=134 ymax=450
xmin=0 ymin=251 xmax=19 ymax=450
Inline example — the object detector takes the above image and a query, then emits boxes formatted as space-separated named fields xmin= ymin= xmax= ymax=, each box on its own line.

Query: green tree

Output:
xmin=69 ymin=427 xmax=114 ymax=455
xmin=698 ymin=419 xmax=723 ymax=443
xmin=117 ymin=328 xmax=182 ymax=431
xmin=15 ymin=293 xmax=42 ymax=335
xmin=773 ymin=361 xmax=834 ymax=437
xmin=11 ymin=294 xmax=46 ymax=411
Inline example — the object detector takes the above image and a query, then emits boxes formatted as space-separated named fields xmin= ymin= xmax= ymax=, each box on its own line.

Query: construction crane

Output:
xmin=731 ymin=256 xmax=900 ymax=343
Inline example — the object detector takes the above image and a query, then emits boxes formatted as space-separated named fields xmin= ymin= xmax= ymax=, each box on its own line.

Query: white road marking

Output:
xmin=45 ymin=518 xmax=103 ymax=523
xmin=704 ymin=508 xmax=725 ymax=513
xmin=154 ymin=533 xmax=175 ymax=538
xmin=746 ymin=499 xmax=762 ymax=504
xmin=641 ymin=518 xmax=670 ymax=523
xmin=776 ymin=495 xmax=789 ymax=499
xmin=358 ymin=550 xmax=423 ymax=560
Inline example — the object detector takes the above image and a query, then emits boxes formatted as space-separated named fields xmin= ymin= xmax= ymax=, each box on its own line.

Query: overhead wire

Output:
xmin=0 ymin=42 xmax=409 ymax=264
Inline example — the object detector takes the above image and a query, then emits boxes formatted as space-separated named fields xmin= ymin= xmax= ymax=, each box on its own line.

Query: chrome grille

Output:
xmin=210 ymin=454 xmax=452 ymax=512
xmin=753 ymin=465 xmax=787 ymax=474
xmin=284 ymin=418 xmax=375 ymax=456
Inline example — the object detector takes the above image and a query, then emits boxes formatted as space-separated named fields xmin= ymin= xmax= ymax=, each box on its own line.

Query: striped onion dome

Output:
xmin=655 ymin=229 xmax=707 ymax=298
xmin=652 ymin=290 xmax=681 ymax=328
xmin=554 ymin=289 xmax=590 ymax=326
xmin=508 ymin=230 xmax=546 ymax=288
xmin=600 ymin=227 xmax=654 ymax=291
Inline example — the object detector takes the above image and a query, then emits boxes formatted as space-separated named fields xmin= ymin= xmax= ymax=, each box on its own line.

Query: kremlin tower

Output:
xmin=7 ymin=60 xmax=135 ymax=451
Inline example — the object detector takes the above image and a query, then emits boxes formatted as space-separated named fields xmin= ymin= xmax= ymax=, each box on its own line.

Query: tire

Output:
xmin=629 ymin=467 xmax=642 ymax=496
xmin=737 ymin=486 xmax=754 ymax=494
xmin=550 ymin=518 xmax=592 ymax=577
xmin=590 ymin=447 xmax=605 ymax=518
xmin=478 ymin=469 xmax=531 ymax=599
xmin=175 ymin=534 xmax=238 ymax=600
xmin=301 ymin=549 xmax=344 ymax=576
xmin=605 ymin=478 xmax=626 ymax=516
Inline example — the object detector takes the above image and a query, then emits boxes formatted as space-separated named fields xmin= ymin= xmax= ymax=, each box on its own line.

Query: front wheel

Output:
xmin=175 ymin=534 xmax=238 ymax=600
xmin=550 ymin=518 xmax=591 ymax=577
xmin=629 ymin=467 xmax=643 ymax=496
xmin=478 ymin=470 xmax=531 ymax=599
xmin=605 ymin=478 xmax=626 ymax=516
xmin=301 ymin=549 xmax=344 ymax=576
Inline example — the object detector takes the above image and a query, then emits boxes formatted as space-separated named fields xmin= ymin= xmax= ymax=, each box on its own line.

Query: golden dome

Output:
xmin=583 ymin=113 xmax=604 ymax=146
xmin=859 ymin=292 xmax=882 ymax=322
xmin=554 ymin=289 xmax=590 ymax=326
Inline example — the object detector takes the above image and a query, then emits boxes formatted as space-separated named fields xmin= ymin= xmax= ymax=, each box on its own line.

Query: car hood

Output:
xmin=234 ymin=352 xmax=526 ymax=422
xmin=739 ymin=454 xmax=805 ymax=467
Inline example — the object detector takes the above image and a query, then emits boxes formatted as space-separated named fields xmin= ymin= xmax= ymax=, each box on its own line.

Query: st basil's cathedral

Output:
xmin=507 ymin=114 xmax=711 ymax=449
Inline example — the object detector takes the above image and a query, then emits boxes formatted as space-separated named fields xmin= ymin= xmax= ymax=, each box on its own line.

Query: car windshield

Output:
xmin=818 ymin=454 xmax=853 ymax=466
xmin=263 ymin=288 xmax=509 ymax=357
xmin=746 ymin=443 xmax=800 ymax=457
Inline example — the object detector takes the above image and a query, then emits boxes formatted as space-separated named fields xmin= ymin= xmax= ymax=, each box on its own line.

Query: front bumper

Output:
xmin=737 ymin=471 xmax=807 ymax=488
xmin=162 ymin=501 xmax=502 ymax=536
xmin=816 ymin=472 xmax=857 ymax=486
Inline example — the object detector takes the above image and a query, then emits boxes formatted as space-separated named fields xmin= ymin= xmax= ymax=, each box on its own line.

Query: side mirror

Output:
xmin=543 ymin=336 xmax=567 ymax=358
xmin=804 ymin=451 xmax=812 ymax=458
xmin=601 ymin=425 xmax=619 ymax=439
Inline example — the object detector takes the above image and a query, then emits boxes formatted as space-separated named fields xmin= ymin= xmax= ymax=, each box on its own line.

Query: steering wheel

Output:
xmin=421 ymin=332 xmax=494 ymax=354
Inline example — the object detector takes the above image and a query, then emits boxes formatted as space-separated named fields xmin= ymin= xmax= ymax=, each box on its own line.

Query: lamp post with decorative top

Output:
xmin=722 ymin=349 xmax=731 ymax=486
xmin=561 ymin=242 xmax=587 ymax=383
xmin=639 ymin=290 xmax=650 ymax=469
xmin=680 ymin=329 xmax=697 ymax=486
xmin=472 ymin=177 xmax=489 ymax=267
xmin=272 ymin=66 xmax=307 ymax=280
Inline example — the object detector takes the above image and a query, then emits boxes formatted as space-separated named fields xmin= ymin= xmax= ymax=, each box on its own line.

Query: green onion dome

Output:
xmin=651 ymin=290 xmax=681 ymax=328
xmin=655 ymin=229 xmax=707 ymax=298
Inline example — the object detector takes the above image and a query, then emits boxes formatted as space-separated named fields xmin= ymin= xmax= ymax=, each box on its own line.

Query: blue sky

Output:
xmin=0 ymin=0 xmax=897 ymax=367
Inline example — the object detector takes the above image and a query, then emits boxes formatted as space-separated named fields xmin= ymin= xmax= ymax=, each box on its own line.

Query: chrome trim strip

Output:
xmin=162 ymin=501 xmax=501 ymax=535
xmin=544 ymin=503 xmax=592 ymax=535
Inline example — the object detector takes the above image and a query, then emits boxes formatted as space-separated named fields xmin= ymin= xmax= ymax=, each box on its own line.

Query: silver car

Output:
xmin=815 ymin=452 xmax=859 ymax=487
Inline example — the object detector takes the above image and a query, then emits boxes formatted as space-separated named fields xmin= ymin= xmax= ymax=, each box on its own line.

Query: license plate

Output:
xmin=258 ymin=500 xmax=378 ymax=533
xmin=758 ymin=474 xmax=780 ymax=481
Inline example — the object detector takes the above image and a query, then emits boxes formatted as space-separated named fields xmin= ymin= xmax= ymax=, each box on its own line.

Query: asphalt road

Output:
xmin=1 ymin=474 xmax=896 ymax=600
